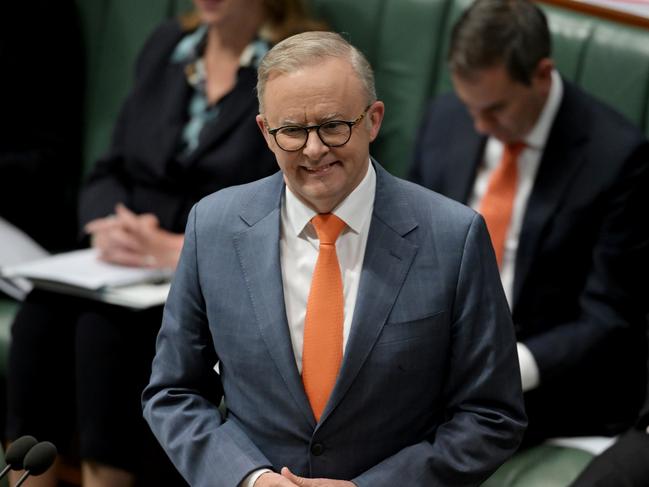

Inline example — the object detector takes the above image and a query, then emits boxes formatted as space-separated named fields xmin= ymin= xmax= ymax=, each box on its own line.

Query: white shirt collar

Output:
xmin=284 ymin=160 xmax=376 ymax=238
xmin=524 ymin=70 xmax=563 ymax=150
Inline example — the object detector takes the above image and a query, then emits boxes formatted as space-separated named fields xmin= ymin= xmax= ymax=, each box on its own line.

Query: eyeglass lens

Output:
xmin=275 ymin=121 xmax=352 ymax=151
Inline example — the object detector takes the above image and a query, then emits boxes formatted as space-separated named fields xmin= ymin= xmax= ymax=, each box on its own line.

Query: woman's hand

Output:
xmin=85 ymin=203 xmax=184 ymax=270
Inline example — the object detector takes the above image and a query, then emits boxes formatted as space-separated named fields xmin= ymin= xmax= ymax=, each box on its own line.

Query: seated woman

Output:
xmin=5 ymin=1 xmax=324 ymax=486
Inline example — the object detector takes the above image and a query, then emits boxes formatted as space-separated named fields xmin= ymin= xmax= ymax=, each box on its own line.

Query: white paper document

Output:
xmin=0 ymin=217 xmax=49 ymax=267
xmin=27 ymin=279 xmax=172 ymax=310
xmin=0 ymin=218 xmax=50 ymax=299
xmin=2 ymin=248 xmax=171 ymax=290
xmin=1 ymin=248 xmax=173 ymax=309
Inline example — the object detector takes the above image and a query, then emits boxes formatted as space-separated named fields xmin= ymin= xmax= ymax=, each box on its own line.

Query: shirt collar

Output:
xmin=171 ymin=24 xmax=209 ymax=64
xmin=524 ymin=69 xmax=563 ymax=150
xmin=284 ymin=161 xmax=376 ymax=238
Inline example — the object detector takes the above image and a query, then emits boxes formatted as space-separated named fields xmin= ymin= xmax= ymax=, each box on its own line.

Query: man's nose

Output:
xmin=302 ymin=129 xmax=329 ymax=160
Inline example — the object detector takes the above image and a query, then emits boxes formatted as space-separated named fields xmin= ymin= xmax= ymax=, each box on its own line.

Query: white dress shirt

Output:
xmin=281 ymin=162 xmax=375 ymax=372
xmin=241 ymin=162 xmax=376 ymax=487
xmin=468 ymin=70 xmax=563 ymax=391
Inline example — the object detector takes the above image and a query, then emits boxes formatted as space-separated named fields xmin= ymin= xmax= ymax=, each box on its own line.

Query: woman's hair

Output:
xmin=261 ymin=0 xmax=328 ymax=44
xmin=180 ymin=0 xmax=327 ymax=44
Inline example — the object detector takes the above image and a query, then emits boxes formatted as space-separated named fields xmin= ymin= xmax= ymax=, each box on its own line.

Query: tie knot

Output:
xmin=311 ymin=214 xmax=345 ymax=245
xmin=505 ymin=141 xmax=526 ymax=159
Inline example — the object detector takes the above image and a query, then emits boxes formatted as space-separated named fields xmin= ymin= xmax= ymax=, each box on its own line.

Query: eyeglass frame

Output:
xmin=265 ymin=104 xmax=373 ymax=152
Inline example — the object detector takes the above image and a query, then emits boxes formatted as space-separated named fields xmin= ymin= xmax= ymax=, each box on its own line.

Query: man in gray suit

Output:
xmin=143 ymin=31 xmax=526 ymax=487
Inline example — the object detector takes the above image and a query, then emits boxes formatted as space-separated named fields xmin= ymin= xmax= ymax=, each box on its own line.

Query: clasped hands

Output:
xmin=256 ymin=467 xmax=355 ymax=487
xmin=85 ymin=203 xmax=184 ymax=270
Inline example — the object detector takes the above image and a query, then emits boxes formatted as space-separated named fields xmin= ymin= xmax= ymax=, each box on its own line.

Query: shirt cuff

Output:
xmin=240 ymin=468 xmax=273 ymax=487
xmin=517 ymin=342 xmax=540 ymax=392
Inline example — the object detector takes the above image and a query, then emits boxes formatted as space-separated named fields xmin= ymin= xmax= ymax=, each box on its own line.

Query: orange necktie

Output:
xmin=302 ymin=213 xmax=346 ymax=421
xmin=479 ymin=142 xmax=525 ymax=267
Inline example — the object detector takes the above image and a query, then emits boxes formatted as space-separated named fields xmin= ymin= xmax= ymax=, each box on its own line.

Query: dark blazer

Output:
xmin=410 ymin=80 xmax=649 ymax=442
xmin=78 ymin=20 xmax=277 ymax=234
xmin=143 ymin=162 xmax=527 ymax=487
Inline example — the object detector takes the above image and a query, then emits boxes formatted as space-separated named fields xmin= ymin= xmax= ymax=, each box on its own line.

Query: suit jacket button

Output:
xmin=311 ymin=443 xmax=325 ymax=456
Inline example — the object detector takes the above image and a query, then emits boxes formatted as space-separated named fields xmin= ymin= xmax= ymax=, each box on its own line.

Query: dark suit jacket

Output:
xmin=143 ymin=162 xmax=527 ymax=487
xmin=410 ymin=80 xmax=649 ymax=442
xmin=78 ymin=20 xmax=277 ymax=234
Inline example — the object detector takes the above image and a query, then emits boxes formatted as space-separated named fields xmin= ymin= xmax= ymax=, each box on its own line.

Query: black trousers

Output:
xmin=570 ymin=426 xmax=649 ymax=487
xmin=5 ymin=290 xmax=187 ymax=485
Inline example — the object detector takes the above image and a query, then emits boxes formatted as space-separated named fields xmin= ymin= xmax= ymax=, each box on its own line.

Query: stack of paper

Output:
xmin=1 ymin=248 xmax=172 ymax=309
xmin=0 ymin=217 xmax=49 ymax=300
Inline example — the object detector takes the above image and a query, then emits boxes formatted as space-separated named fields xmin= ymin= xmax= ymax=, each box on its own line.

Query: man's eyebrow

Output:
xmin=317 ymin=111 xmax=345 ymax=121
xmin=278 ymin=112 xmax=346 ymax=126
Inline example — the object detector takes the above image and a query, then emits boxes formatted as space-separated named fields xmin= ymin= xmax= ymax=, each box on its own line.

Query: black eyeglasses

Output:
xmin=266 ymin=105 xmax=371 ymax=152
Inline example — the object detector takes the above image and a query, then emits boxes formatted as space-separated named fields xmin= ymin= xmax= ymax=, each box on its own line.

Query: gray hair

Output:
xmin=449 ymin=0 xmax=551 ymax=85
xmin=256 ymin=31 xmax=377 ymax=112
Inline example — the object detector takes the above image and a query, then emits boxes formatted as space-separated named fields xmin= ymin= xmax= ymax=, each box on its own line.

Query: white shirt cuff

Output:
xmin=517 ymin=342 xmax=540 ymax=392
xmin=240 ymin=468 xmax=272 ymax=487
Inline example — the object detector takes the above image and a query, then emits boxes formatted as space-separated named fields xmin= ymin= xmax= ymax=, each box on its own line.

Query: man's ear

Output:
xmin=256 ymin=114 xmax=274 ymax=150
xmin=368 ymin=101 xmax=385 ymax=142
xmin=533 ymin=58 xmax=554 ymax=94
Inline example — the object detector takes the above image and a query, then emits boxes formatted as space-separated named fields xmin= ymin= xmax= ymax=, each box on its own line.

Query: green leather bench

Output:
xmin=482 ymin=444 xmax=596 ymax=486
xmin=0 ymin=300 xmax=18 ymax=376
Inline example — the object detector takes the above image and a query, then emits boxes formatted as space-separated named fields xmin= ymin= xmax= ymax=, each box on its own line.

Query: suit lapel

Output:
xmin=446 ymin=118 xmax=485 ymax=204
xmin=440 ymin=95 xmax=487 ymax=204
xmin=319 ymin=163 xmax=419 ymax=424
xmin=513 ymin=83 xmax=589 ymax=307
xmin=233 ymin=174 xmax=315 ymax=427
xmin=183 ymin=67 xmax=258 ymax=167
xmin=137 ymin=60 xmax=190 ymax=178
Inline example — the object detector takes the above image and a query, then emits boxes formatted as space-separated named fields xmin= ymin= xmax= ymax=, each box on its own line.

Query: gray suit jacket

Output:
xmin=143 ymin=162 xmax=527 ymax=487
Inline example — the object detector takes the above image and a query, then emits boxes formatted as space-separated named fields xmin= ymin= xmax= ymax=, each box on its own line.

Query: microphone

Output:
xmin=0 ymin=436 xmax=38 ymax=479
xmin=12 ymin=441 xmax=57 ymax=487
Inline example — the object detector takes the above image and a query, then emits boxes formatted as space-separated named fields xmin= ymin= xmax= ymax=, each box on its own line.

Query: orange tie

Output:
xmin=479 ymin=142 xmax=525 ymax=267
xmin=302 ymin=213 xmax=346 ymax=421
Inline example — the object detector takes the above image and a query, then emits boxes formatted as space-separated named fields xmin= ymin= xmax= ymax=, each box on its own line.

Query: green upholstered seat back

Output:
xmin=482 ymin=445 xmax=595 ymax=487
xmin=74 ymin=0 xmax=194 ymax=173
xmin=543 ymin=6 xmax=595 ymax=82
xmin=432 ymin=0 xmax=473 ymax=96
xmin=543 ymin=4 xmax=649 ymax=134
xmin=578 ymin=22 xmax=649 ymax=128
